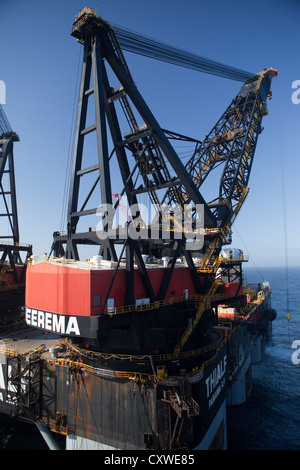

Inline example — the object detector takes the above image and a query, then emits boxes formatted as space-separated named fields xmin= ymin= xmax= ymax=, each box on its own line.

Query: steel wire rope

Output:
xmin=72 ymin=372 xmax=79 ymax=447
xmin=123 ymin=382 xmax=154 ymax=450
xmin=0 ymin=104 xmax=12 ymax=134
xmin=274 ymin=80 xmax=290 ymax=341
xmin=135 ymin=387 xmax=150 ymax=449
xmin=79 ymin=372 xmax=104 ymax=448
xmin=75 ymin=378 xmax=87 ymax=450
xmin=136 ymin=382 xmax=160 ymax=448
xmin=116 ymin=380 xmax=125 ymax=450
xmin=60 ymin=46 xmax=83 ymax=232
xmin=112 ymin=25 xmax=253 ymax=82
xmin=66 ymin=362 xmax=102 ymax=449
xmin=71 ymin=366 xmax=82 ymax=447
xmin=123 ymin=383 xmax=137 ymax=449
xmin=231 ymin=222 xmax=265 ymax=282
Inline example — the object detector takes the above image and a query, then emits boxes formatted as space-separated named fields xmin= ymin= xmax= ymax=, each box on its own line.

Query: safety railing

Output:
xmin=64 ymin=336 xmax=224 ymax=364
xmin=0 ymin=347 xmax=19 ymax=357
xmin=50 ymin=336 xmax=227 ymax=384
xmin=0 ymin=241 xmax=32 ymax=248
xmin=243 ymin=289 xmax=271 ymax=320
xmin=71 ymin=7 xmax=98 ymax=32
xmin=106 ymin=290 xmax=236 ymax=316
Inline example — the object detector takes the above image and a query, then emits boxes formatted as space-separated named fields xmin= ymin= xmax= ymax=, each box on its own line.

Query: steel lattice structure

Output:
xmin=51 ymin=8 xmax=277 ymax=306
xmin=0 ymin=107 xmax=32 ymax=310
xmin=163 ymin=70 xmax=277 ymax=226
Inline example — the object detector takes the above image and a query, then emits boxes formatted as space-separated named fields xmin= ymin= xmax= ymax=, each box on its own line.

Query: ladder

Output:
xmin=174 ymin=280 xmax=219 ymax=354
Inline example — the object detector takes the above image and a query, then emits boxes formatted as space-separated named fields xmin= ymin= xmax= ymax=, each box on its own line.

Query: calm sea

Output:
xmin=0 ymin=266 xmax=299 ymax=450
xmin=227 ymin=266 xmax=300 ymax=450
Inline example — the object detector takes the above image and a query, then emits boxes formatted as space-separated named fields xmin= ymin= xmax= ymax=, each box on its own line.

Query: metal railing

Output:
xmin=64 ymin=337 xmax=224 ymax=364
xmin=50 ymin=337 xmax=227 ymax=384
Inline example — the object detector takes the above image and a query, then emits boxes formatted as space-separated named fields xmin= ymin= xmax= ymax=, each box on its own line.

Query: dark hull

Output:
xmin=0 ymin=291 xmax=273 ymax=450
xmin=1 ymin=256 xmax=275 ymax=450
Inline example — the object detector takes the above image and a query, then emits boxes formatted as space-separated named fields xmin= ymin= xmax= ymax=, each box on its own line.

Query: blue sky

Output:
xmin=1 ymin=0 xmax=299 ymax=270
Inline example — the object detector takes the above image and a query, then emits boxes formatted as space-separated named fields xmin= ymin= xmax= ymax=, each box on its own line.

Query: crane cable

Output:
xmin=113 ymin=24 xmax=253 ymax=83
xmin=60 ymin=46 xmax=83 ymax=232
xmin=0 ymin=104 xmax=12 ymax=134
xmin=232 ymin=223 xmax=265 ymax=283
xmin=274 ymin=80 xmax=290 ymax=342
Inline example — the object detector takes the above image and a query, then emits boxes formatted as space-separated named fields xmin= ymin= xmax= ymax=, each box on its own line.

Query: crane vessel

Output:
xmin=0 ymin=8 xmax=277 ymax=451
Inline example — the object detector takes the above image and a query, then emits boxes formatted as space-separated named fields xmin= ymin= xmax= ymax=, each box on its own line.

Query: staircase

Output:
xmin=174 ymin=280 xmax=219 ymax=355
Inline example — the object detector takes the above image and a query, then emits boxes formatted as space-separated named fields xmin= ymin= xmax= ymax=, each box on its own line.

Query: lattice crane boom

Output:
xmin=163 ymin=68 xmax=278 ymax=228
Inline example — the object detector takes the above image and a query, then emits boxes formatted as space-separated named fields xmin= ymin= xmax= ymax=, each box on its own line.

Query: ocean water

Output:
xmin=227 ymin=266 xmax=300 ymax=450
xmin=0 ymin=266 xmax=299 ymax=450
xmin=0 ymin=413 xmax=48 ymax=450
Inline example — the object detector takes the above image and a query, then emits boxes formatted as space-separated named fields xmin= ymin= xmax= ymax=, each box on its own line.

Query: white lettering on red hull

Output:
xmin=25 ymin=308 xmax=80 ymax=336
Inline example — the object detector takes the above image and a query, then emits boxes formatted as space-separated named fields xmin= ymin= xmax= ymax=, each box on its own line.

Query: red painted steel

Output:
xmin=25 ymin=262 xmax=201 ymax=317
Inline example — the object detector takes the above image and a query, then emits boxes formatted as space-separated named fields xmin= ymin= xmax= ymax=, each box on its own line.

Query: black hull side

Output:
xmin=39 ymin=344 xmax=228 ymax=450
xmin=0 ymin=288 xmax=25 ymax=315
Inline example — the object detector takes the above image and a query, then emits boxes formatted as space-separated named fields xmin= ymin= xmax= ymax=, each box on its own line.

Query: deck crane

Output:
xmin=50 ymin=8 xmax=277 ymax=352
xmin=163 ymin=66 xmax=278 ymax=274
xmin=0 ymin=105 xmax=32 ymax=313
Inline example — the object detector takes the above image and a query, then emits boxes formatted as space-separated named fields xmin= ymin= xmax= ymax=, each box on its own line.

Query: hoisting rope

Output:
xmin=232 ymin=223 xmax=265 ymax=283
xmin=274 ymin=80 xmax=290 ymax=341
xmin=113 ymin=24 xmax=253 ymax=83
xmin=60 ymin=46 xmax=83 ymax=232
xmin=0 ymin=104 xmax=12 ymax=135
